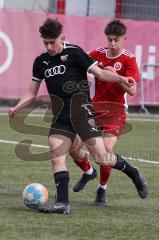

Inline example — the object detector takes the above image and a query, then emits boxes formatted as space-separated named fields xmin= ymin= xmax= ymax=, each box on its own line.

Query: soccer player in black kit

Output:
xmin=9 ymin=19 xmax=148 ymax=214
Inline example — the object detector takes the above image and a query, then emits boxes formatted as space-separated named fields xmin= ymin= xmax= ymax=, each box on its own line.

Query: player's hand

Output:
xmin=8 ymin=107 xmax=18 ymax=118
xmin=120 ymin=76 xmax=135 ymax=87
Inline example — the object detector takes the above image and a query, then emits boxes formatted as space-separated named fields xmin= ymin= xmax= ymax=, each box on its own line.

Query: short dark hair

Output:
xmin=104 ymin=20 xmax=127 ymax=36
xmin=39 ymin=18 xmax=63 ymax=39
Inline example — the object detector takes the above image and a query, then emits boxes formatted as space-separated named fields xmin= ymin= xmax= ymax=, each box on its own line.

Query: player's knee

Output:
xmin=50 ymin=150 xmax=64 ymax=163
xmin=70 ymin=150 xmax=78 ymax=160
xmin=94 ymin=159 xmax=110 ymax=166
xmin=51 ymin=158 xmax=59 ymax=167
xmin=51 ymin=156 xmax=66 ymax=171
xmin=70 ymin=149 xmax=85 ymax=163
xmin=105 ymin=145 xmax=113 ymax=153
xmin=94 ymin=152 xmax=115 ymax=167
xmin=70 ymin=136 xmax=83 ymax=154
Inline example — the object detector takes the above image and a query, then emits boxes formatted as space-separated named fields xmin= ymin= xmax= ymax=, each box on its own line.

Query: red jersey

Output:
xmin=89 ymin=47 xmax=139 ymax=107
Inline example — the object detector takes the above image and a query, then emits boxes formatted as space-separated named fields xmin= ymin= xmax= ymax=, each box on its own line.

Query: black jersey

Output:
xmin=32 ymin=42 xmax=96 ymax=120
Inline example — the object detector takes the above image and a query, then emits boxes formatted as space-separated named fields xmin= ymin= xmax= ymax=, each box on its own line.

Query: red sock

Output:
xmin=74 ymin=154 xmax=92 ymax=172
xmin=100 ymin=166 xmax=112 ymax=185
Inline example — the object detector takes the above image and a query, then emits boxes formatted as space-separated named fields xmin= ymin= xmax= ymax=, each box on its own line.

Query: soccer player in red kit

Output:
xmin=10 ymin=19 xmax=148 ymax=214
xmin=71 ymin=20 xmax=140 ymax=206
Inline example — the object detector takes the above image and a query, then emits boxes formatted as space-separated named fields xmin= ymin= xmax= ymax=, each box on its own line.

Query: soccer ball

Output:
xmin=22 ymin=183 xmax=48 ymax=209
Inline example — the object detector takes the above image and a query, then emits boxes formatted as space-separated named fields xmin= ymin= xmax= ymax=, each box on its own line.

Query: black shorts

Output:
xmin=49 ymin=120 xmax=76 ymax=142
xmin=49 ymin=93 xmax=102 ymax=142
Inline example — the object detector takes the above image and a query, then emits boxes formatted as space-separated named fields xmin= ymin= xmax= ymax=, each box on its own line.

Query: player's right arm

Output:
xmin=89 ymin=64 xmax=135 ymax=87
xmin=8 ymin=81 xmax=40 ymax=118
xmin=75 ymin=46 xmax=135 ymax=87
xmin=120 ymin=56 xmax=139 ymax=96
xmin=104 ymin=65 xmax=137 ymax=96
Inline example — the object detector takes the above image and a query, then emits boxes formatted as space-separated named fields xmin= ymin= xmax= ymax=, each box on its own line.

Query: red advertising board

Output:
xmin=1 ymin=9 xmax=159 ymax=105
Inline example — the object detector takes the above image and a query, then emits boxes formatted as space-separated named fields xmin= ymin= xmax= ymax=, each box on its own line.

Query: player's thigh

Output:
xmin=69 ymin=134 xmax=84 ymax=159
xmin=48 ymin=134 xmax=72 ymax=158
xmin=84 ymin=136 xmax=108 ymax=162
xmin=85 ymin=136 xmax=116 ymax=166
xmin=70 ymin=134 xmax=83 ymax=152
xmin=103 ymin=134 xmax=118 ymax=153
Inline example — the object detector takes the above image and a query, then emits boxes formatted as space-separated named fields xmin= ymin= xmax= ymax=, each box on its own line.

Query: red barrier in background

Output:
xmin=1 ymin=9 xmax=159 ymax=105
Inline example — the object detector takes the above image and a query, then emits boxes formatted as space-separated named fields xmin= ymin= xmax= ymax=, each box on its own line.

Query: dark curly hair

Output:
xmin=104 ymin=20 xmax=127 ymax=36
xmin=39 ymin=18 xmax=63 ymax=39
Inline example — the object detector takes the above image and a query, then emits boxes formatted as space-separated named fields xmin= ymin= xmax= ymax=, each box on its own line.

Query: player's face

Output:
xmin=106 ymin=34 xmax=126 ymax=56
xmin=43 ymin=35 xmax=65 ymax=56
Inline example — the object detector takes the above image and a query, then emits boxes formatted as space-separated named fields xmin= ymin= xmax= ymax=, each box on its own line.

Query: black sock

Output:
xmin=54 ymin=171 xmax=70 ymax=204
xmin=113 ymin=154 xmax=138 ymax=180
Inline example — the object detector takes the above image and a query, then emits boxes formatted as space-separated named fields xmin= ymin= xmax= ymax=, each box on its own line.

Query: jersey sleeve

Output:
xmin=88 ymin=50 xmax=97 ymax=59
xmin=32 ymin=56 xmax=44 ymax=82
xmin=75 ymin=47 xmax=96 ymax=72
xmin=125 ymin=57 xmax=140 ymax=82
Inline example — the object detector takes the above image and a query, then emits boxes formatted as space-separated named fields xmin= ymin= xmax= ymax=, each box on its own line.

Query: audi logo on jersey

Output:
xmin=44 ymin=65 xmax=66 ymax=77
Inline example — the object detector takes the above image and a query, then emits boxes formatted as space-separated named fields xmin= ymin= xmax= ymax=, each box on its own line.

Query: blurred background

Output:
xmin=1 ymin=0 xmax=159 ymax=20
xmin=1 ymin=0 xmax=159 ymax=113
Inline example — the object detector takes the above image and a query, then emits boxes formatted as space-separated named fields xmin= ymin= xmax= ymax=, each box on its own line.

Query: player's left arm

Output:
xmin=119 ymin=57 xmax=139 ymax=96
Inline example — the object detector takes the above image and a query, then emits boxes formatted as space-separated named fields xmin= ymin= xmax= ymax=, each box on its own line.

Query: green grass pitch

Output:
xmin=0 ymin=112 xmax=159 ymax=240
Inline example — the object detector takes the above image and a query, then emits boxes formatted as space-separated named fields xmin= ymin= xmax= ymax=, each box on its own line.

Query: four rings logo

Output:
xmin=44 ymin=65 xmax=66 ymax=78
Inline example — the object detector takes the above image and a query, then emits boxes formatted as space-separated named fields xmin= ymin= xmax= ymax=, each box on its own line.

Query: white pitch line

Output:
xmin=0 ymin=139 xmax=49 ymax=149
xmin=0 ymin=139 xmax=159 ymax=165
xmin=125 ymin=157 xmax=159 ymax=164
xmin=0 ymin=112 xmax=46 ymax=117
xmin=128 ymin=118 xmax=159 ymax=122
xmin=1 ymin=112 xmax=159 ymax=121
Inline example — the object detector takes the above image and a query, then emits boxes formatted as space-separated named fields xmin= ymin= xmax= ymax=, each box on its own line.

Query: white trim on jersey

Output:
xmin=87 ymin=61 xmax=98 ymax=73
xmin=87 ymin=73 xmax=96 ymax=100
xmin=106 ymin=49 xmax=125 ymax=59
xmin=123 ymin=49 xmax=134 ymax=58
xmin=96 ymin=47 xmax=106 ymax=53
xmin=124 ymin=92 xmax=128 ymax=110
xmin=105 ymin=49 xmax=134 ymax=59
xmin=32 ymin=77 xmax=42 ymax=82
xmin=64 ymin=42 xmax=77 ymax=49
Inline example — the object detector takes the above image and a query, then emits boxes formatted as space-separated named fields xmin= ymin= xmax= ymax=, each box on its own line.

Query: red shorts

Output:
xmin=93 ymin=102 xmax=127 ymax=137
